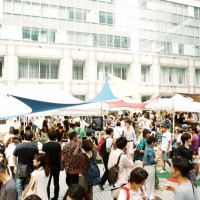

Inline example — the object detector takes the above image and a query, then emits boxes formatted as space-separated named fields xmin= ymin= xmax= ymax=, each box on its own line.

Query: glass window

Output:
xmin=0 ymin=58 xmax=3 ymax=78
xmin=23 ymin=27 xmax=30 ymax=39
xmin=49 ymin=5 xmax=58 ymax=18
xmin=73 ymin=95 xmax=85 ymax=101
xmin=73 ymin=61 xmax=84 ymax=80
xmin=50 ymin=60 xmax=59 ymax=79
xmin=114 ymin=36 xmax=120 ymax=48
xmin=121 ymin=37 xmax=129 ymax=49
xmin=142 ymin=95 xmax=150 ymax=102
xmin=195 ymin=69 xmax=200 ymax=85
xmin=107 ymin=35 xmax=113 ymax=47
xmin=19 ymin=58 xmax=29 ymax=78
xmin=75 ymin=8 xmax=83 ymax=21
xmin=32 ymin=3 xmax=40 ymax=16
xmin=22 ymin=1 xmax=31 ymax=16
xmin=40 ymin=29 xmax=48 ymax=42
xmin=29 ymin=59 xmax=39 ymax=79
xmin=13 ymin=0 xmax=22 ymax=15
xmin=99 ymin=12 xmax=106 ymax=24
xmin=141 ymin=65 xmax=150 ymax=83
xmin=58 ymin=6 xmax=66 ymax=19
xmin=161 ymin=67 xmax=185 ymax=85
xmin=3 ymin=0 xmax=13 ymax=13
xmin=41 ymin=4 xmax=49 ymax=18
xmin=99 ymin=34 xmax=106 ymax=47
xmin=68 ymin=7 xmax=74 ymax=20
xmin=93 ymin=34 xmax=98 ymax=46
xmin=107 ymin=13 xmax=114 ymax=25
xmin=97 ymin=62 xmax=129 ymax=80
xmin=31 ymin=28 xmax=39 ymax=41
xmin=49 ymin=30 xmax=56 ymax=43
xmin=19 ymin=58 xmax=59 ymax=79
xmin=40 ymin=60 xmax=49 ymax=79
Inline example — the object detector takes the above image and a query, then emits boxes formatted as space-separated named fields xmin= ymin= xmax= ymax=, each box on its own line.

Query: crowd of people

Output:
xmin=0 ymin=111 xmax=199 ymax=200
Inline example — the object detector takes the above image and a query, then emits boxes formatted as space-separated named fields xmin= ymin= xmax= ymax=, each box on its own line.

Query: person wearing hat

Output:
xmin=176 ymin=124 xmax=189 ymax=148
xmin=159 ymin=121 xmax=172 ymax=173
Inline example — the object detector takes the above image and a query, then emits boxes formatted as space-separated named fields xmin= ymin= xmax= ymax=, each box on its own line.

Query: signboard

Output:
xmin=92 ymin=116 xmax=103 ymax=131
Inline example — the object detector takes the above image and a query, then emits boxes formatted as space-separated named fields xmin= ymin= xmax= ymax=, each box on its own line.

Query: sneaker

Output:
xmin=98 ymin=184 xmax=104 ymax=190
xmin=159 ymin=170 xmax=166 ymax=174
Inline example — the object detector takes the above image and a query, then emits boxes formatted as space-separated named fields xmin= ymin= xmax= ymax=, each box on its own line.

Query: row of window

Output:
xmin=68 ymin=8 xmax=114 ymax=25
xmin=67 ymin=32 xmax=130 ymax=49
xmin=23 ymin=27 xmax=56 ymax=43
xmin=21 ymin=28 xmax=130 ymax=49
xmin=1 ymin=58 xmax=200 ymax=85
xmin=4 ymin=1 xmax=114 ymax=25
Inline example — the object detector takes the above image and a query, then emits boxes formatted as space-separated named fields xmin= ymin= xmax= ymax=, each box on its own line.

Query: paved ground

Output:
xmin=51 ymin=164 xmax=200 ymax=200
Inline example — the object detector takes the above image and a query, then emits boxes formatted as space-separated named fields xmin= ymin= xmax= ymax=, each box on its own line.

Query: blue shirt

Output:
xmin=139 ymin=139 xmax=147 ymax=150
xmin=143 ymin=144 xmax=156 ymax=165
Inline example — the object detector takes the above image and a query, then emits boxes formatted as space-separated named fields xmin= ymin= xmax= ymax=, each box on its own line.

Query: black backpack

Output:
xmin=99 ymin=137 xmax=110 ymax=158
xmin=83 ymin=154 xmax=101 ymax=186
xmin=108 ymin=153 xmax=123 ymax=184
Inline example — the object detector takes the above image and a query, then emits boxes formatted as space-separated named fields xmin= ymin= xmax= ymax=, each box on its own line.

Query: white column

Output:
xmin=86 ymin=50 xmax=97 ymax=99
xmin=4 ymin=45 xmax=18 ymax=86
xmin=187 ymin=59 xmax=195 ymax=93
xmin=60 ymin=49 xmax=72 ymax=93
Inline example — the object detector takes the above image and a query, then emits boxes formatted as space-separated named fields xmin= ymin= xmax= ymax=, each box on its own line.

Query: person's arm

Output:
xmin=13 ymin=156 xmax=17 ymax=173
xmin=166 ymin=141 xmax=171 ymax=154
xmin=106 ymin=138 xmax=112 ymax=153
xmin=21 ymin=176 xmax=34 ymax=198
xmin=122 ymin=155 xmax=134 ymax=169
xmin=148 ymin=151 xmax=156 ymax=164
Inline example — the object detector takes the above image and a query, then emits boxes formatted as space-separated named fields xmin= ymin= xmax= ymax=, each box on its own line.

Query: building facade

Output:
xmin=0 ymin=0 xmax=200 ymax=102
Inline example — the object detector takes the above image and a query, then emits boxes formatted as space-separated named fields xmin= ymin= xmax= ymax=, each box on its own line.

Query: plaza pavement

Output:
xmin=52 ymin=164 xmax=200 ymax=200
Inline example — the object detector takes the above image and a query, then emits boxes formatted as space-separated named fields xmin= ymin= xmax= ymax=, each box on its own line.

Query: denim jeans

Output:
xmin=16 ymin=176 xmax=30 ymax=200
xmin=47 ymin=170 xmax=60 ymax=200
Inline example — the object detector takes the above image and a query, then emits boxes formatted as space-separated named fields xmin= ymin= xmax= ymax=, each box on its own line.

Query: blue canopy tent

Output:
xmin=9 ymin=75 xmax=118 ymax=115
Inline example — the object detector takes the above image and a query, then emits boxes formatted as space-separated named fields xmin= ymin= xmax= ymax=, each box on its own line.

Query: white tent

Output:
xmin=108 ymin=73 xmax=153 ymax=98
xmin=28 ymin=102 xmax=109 ymax=117
xmin=145 ymin=94 xmax=200 ymax=112
xmin=0 ymin=93 xmax=32 ymax=119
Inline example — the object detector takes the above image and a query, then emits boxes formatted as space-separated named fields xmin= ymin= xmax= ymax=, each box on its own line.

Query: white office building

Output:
xmin=0 ymin=0 xmax=200 ymax=102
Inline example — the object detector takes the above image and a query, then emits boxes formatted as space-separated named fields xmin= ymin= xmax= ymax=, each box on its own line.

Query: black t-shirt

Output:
xmin=13 ymin=142 xmax=38 ymax=173
xmin=42 ymin=141 xmax=61 ymax=171
xmin=176 ymin=144 xmax=194 ymax=170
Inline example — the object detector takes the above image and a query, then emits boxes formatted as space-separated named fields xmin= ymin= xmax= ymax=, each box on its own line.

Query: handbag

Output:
xmin=133 ymin=145 xmax=143 ymax=162
xmin=17 ymin=163 xmax=28 ymax=179
xmin=108 ymin=153 xmax=123 ymax=184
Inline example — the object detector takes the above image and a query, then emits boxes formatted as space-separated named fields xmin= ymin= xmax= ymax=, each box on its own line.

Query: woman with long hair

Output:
xmin=22 ymin=153 xmax=50 ymax=200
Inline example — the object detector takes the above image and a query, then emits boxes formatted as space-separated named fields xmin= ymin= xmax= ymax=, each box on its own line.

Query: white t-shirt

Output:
xmin=176 ymin=133 xmax=183 ymax=146
xmin=31 ymin=168 xmax=49 ymax=200
xmin=118 ymin=186 xmax=147 ymax=200
xmin=108 ymin=149 xmax=134 ymax=187
xmin=105 ymin=136 xmax=113 ymax=150
xmin=5 ymin=143 xmax=16 ymax=166
xmin=161 ymin=130 xmax=172 ymax=151
xmin=113 ymin=126 xmax=123 ymax=139
xmin=123 ymin=126 xmax=136 ymax=142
